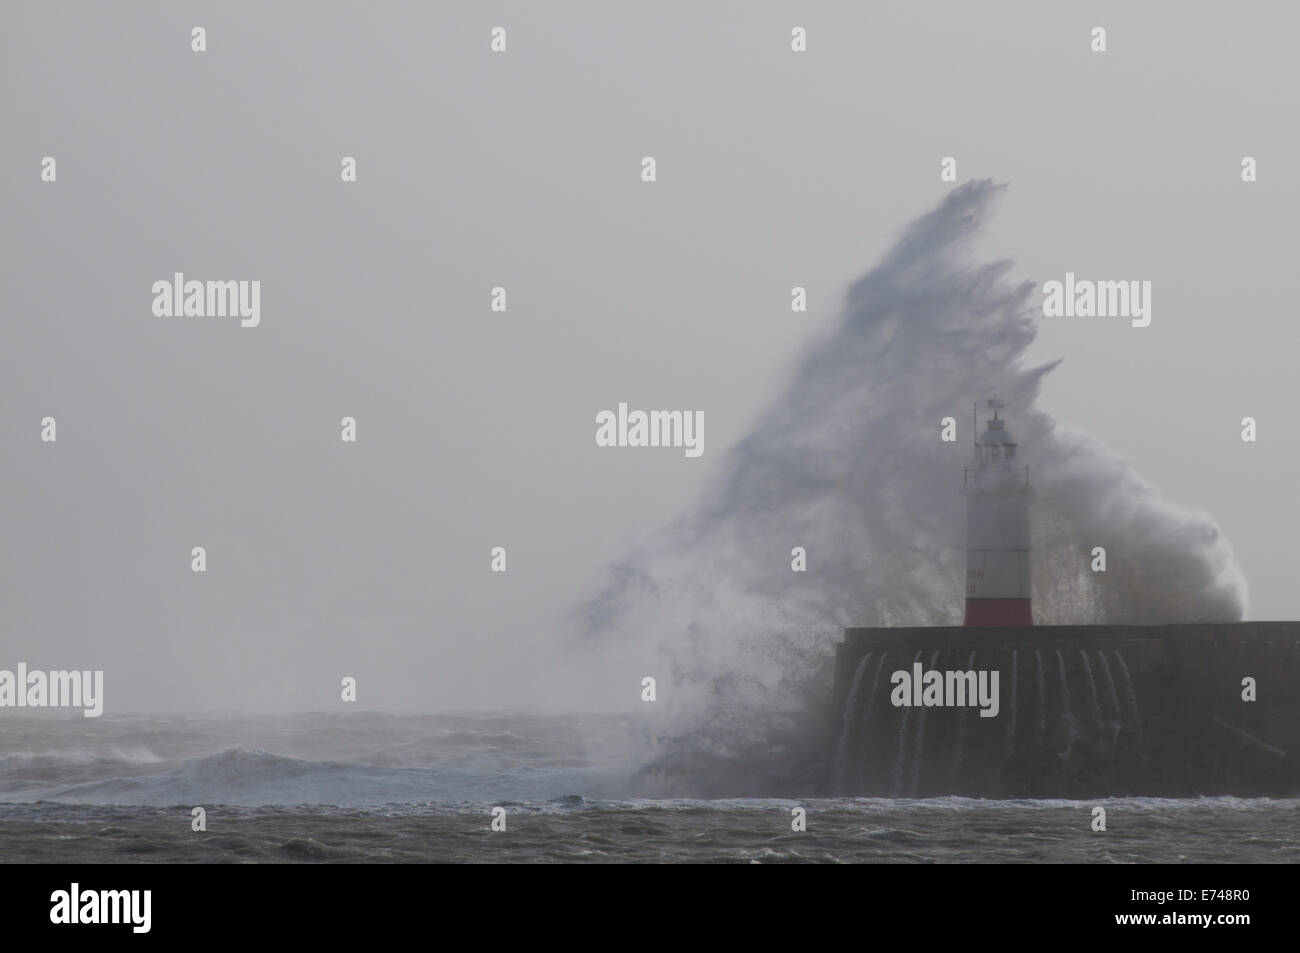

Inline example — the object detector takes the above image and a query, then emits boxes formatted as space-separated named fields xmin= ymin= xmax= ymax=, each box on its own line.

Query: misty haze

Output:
xmin=2 ymin=2 xmax=1297 ymax=869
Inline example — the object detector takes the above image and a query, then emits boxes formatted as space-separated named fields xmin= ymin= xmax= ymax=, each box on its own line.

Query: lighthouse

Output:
xmin=961 ymin=400 xmax=1033 ymax=626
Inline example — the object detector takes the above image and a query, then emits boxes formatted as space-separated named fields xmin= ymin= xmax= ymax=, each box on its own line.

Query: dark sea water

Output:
xmin=1 ymin=712 xmax=1296 ymax=863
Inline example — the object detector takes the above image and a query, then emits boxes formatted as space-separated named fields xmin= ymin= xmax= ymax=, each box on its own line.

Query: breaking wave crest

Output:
xmin=575 ymin=180 xmax=1247 ymax=794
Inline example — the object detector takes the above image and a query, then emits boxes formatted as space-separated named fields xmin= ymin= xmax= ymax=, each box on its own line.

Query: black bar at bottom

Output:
xmin=0 ymin=863 xmax=1279 ymax=941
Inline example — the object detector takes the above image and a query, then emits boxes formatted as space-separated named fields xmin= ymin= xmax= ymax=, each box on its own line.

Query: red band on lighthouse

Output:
xmin=964 ymin=598 xmax=1033 ymax=627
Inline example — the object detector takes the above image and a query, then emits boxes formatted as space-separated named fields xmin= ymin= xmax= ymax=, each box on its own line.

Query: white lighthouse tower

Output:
xmin=961 ymin=400 xmax=1033 ymax=627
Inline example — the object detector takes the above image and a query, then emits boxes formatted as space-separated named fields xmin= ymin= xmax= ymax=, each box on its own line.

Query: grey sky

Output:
xmin=3 ymin=1 xmax=1297 ymax=712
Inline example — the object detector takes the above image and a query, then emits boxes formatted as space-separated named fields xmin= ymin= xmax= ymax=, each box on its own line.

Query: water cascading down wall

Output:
xmin=829 ymin=623 xmax=1300 ymax=797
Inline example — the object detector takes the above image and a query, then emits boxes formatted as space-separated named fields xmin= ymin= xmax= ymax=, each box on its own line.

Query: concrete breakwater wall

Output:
xmin=829 ymin=623 xmax=1300 ymax=797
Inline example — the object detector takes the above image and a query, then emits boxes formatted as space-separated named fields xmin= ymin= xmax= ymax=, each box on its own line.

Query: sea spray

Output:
xmin=576 ymin=180 xmax=1245 ymax=795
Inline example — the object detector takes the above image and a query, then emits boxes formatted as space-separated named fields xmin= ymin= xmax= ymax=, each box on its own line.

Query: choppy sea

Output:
xmin=1 ymin=712 xmax=1296 ymax=863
